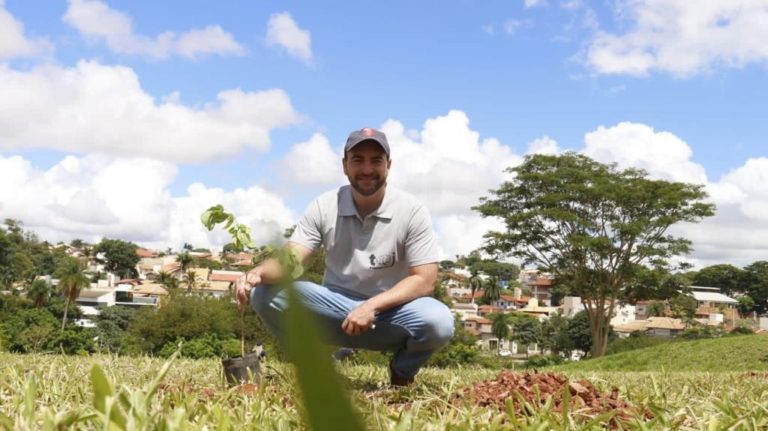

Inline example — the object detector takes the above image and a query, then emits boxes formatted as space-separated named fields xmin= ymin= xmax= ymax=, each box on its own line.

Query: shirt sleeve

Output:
xmin=405 ymin=204 xmax=439 ymax=267
xmin=289 ymin=199 xmax=323 ymax=251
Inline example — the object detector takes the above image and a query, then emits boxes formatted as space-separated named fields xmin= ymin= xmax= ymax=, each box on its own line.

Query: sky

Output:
xmin=1 ymin=0 xmax=767 ymax=269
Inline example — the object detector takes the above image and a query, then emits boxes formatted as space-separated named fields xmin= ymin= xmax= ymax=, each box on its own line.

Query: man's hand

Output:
xmin=236 ymin=267 xmax=264 ymax=312
xmin=341 ymin=303 xmax=377 ymax=336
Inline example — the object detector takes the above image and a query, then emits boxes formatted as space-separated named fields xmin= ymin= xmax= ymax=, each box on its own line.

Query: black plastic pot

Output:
xmin=222 ymin=352 xmax=261 ymax=386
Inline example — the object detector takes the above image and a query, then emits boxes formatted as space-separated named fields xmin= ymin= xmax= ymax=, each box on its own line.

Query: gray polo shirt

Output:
xmin=289 ymin=185 xmax=438 ymax=298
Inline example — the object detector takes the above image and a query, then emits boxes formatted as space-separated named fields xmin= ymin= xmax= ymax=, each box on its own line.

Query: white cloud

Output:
xmin=504 ymin=20 xmax=524 ymax=35
xmin=582 ymin=122 xmax=707 ymax=184
xmin=586 ymin=0 xmax=768 ymax=77
xmin=0 ymin=154 xmax=295 ymax=250
xmin=0 ymin=1 xmax=52 ymax=59
xmin=526 ymin=136 xmax=560 ymax=155
xmin=280 ymin=133 xmax=344 ymax=185
xmin=63 ymin=0 xmax=245 ymax=59
xmin=265 ymin=12 xmax=313 ymax=64
xmin=579 ymin=122 xmax=768 ymax=268
xmin=434 ymin=214 xmax=507 ymax=261
xmin=0 ymin=61 xmax=302 ymax=163
xmin=279 ymin=111 xmax=523 ymax=259
xmin=525 ymin=0 xmax=548 ymax=8
xmin=481 ymin=24 xmax=495 ymax=35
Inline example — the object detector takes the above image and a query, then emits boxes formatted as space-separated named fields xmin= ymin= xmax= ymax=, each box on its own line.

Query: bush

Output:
xmin=524 ymin=354 xmax=564 ymax=368
xmin=3 ymin=308 xmax=58 ymax=352
xmin=158 ymin=334 xmax=244 ymax=359
xmin=429 ymin=343 xmax=480 ymax=367
xmin=128 ymin=294 xmax=279 ymax=357
xmin=681 ymin=325 xmax=724 ymax=339
xmin=729 ymin=326 xmax=754 ymax=335
xmin=46 ymin=328 xmax=96 ymax=355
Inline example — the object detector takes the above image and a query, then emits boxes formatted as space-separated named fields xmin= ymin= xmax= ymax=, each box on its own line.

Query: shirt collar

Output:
xmin=338 ymin=185 xmax=394 ymax=220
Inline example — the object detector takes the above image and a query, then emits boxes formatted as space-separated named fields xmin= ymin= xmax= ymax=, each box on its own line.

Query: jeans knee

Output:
xmin=418 ymin=303 xmax=455 ymax=350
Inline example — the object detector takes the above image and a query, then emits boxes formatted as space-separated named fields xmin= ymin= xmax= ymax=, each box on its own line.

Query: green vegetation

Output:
xmin=2 ymin=352 xmax=768 ymax=430
xmin=558 ymin=334 xmax=768 ymax=372
xmin=475 ymin=153 xmax=715 ymax=357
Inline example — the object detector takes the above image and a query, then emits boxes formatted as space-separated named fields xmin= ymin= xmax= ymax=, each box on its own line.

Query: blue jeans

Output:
xmin=250 ymin=281 xmax=454 ymax=379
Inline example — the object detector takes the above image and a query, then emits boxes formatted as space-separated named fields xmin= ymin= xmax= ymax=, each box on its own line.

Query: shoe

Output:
xmin=389 ymin=359 xmax=414 ymax=387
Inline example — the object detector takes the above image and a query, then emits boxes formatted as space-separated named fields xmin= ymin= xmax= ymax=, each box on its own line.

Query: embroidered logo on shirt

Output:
xmin=369 ymin=252 xmax=395 ymax=269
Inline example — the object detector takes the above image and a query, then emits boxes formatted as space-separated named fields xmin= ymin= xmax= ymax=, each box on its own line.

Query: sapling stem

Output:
xmin=240 ymin=307 xmax=245 ymax=358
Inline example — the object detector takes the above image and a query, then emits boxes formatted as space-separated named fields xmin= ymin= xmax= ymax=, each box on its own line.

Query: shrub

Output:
xmin=46 ymin=328 xmax=96 ymax=355
xmin=524 ymin=354 xmax=564 ymax=368
xmin=429 ymin=343 xmax=479 ymax=367
xmin=158 ymin=334 xmax=244 ymax=359
xmin=681 ymin=325 xmax=724 ymax=339
xmin=729 ymin=326 xmax=754 ymax=335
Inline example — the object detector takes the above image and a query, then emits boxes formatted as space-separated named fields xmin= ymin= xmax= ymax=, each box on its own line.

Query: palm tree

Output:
xmin=183 ymin=270 xmax=198 ymax=294
xmin=490 ymin=313 xmax=510 ymax=354
xmin=177 ymin=252 xmax=193 ymax=272
xmin=468 ymin=269 xmax=483 ymax=304
xmin=26 ymin=279 xmax=51 ymax=308
xmin=157 ymin=270 xmax=179 ymax=290
xmin=484 ymin=276 xmax=502 ymax=303
xmin=54 ymin=256 xmax=90 ymax=330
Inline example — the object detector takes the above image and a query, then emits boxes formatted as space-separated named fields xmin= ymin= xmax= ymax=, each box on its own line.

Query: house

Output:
xmin=493 ymin=290 xmax=533 ymax=311
xmin=690 ymin=286 xmax=738 ymax=310
xmin=461 ymin=315 xmax=511 ymax=351
xmin=122 ymin=283 xmax=168 ymax=306
xmin=441 ymin=271 xmax=470 ymax=298
xmin=478 ymin=304 xmax=503 ymax=317
xmin=136 ymin=255 xmax=179 ymax=279
xmin=613 ymin=316 xmax=686 ymax=338
xmin=198 ymin=281 xmax=231 ymax=297
xmin=75 ymin=288 xmax=115 ymax=308
xmin=519 ymin=269 xmax=555 ymax=305
xmin=450 ymin=302 xmax=478 ymax=319
xmin=634 ymin=300 xmax=652 ymax=320
xmin=209 ymin=269 xmax=245 ymax=284
xmin=561 ymin=296 xmax=636 ymax=326
xmin=136 ymin=248 xmax=160 ymax=259
xmin=519 ymin=298 xmax=559 ymax=321
xmin=645 ymin=317 xmax=686 ymax=337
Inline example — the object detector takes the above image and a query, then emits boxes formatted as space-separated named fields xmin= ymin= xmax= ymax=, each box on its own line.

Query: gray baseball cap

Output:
xmin=344 ymin=128 xmax=390 ymax=157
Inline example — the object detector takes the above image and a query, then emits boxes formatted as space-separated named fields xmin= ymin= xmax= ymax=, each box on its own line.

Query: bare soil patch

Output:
xmin=454 ymin=370 xmax=651 ymax=426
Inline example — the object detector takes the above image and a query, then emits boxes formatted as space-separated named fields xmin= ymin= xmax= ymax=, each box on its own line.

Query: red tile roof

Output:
xmin=209 ymin=271 xmax=244 ymax=282
xmin=136 ymin=248 xmax=158 ymax=258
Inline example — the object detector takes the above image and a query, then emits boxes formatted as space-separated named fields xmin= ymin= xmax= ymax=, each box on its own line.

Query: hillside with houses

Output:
xmin=2 ymin=219 xmax=768 ymax=362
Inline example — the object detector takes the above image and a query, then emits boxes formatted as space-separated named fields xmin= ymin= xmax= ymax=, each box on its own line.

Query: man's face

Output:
xmin=343 ymin=140 xmax=391 ymax=197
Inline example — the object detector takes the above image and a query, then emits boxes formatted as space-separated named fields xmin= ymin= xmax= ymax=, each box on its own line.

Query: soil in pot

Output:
xmin=222 ymin=351 xmax=261 ymax=386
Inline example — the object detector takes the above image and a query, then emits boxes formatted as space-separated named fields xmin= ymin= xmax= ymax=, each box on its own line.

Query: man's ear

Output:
xmin=342 ymin=157 xmax=348 ymax=175
xmin=387 ymin=158 xmax=392 ymax=169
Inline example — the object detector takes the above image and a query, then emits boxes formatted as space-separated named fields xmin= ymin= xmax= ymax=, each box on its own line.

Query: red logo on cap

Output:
xmin=362 ymin=128 xmax=375 ymax=136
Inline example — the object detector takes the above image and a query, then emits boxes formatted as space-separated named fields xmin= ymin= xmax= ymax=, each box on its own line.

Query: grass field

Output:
xmin=557 ymin=334 xmax=768 ymax=372
xmin=2 ymin=336 xmax=768 ymax=430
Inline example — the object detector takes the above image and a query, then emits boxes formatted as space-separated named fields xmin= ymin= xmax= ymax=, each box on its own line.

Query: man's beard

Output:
xmin=349 ymin=175 xmax=387 ymax=197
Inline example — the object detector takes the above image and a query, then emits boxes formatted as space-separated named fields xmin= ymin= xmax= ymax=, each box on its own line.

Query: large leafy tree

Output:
xmin=691 ymin=264 xmax=745 ymax=295
xmin=474 ymin=153 xmax=714 ymax=357
xmin=54 ymin=256 xmax=90 ymax=330
xmin=743 ymin=261 xmax=768 ymax=314
xmin=93 ymin=238 xmax=140 ymax=278
xmin=508 ymin=312 xmax=541 ymax=357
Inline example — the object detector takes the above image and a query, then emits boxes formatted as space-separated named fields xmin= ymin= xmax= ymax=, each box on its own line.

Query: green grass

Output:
xmin=557 ymin=334 xmax=768 ymax=372
xmin=2 ymin=347 xmax=768 ymax=430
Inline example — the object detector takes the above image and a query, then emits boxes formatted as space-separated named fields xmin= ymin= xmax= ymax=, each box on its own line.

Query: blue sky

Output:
xmin=1 ymin=0 xmax=767 ymax=267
